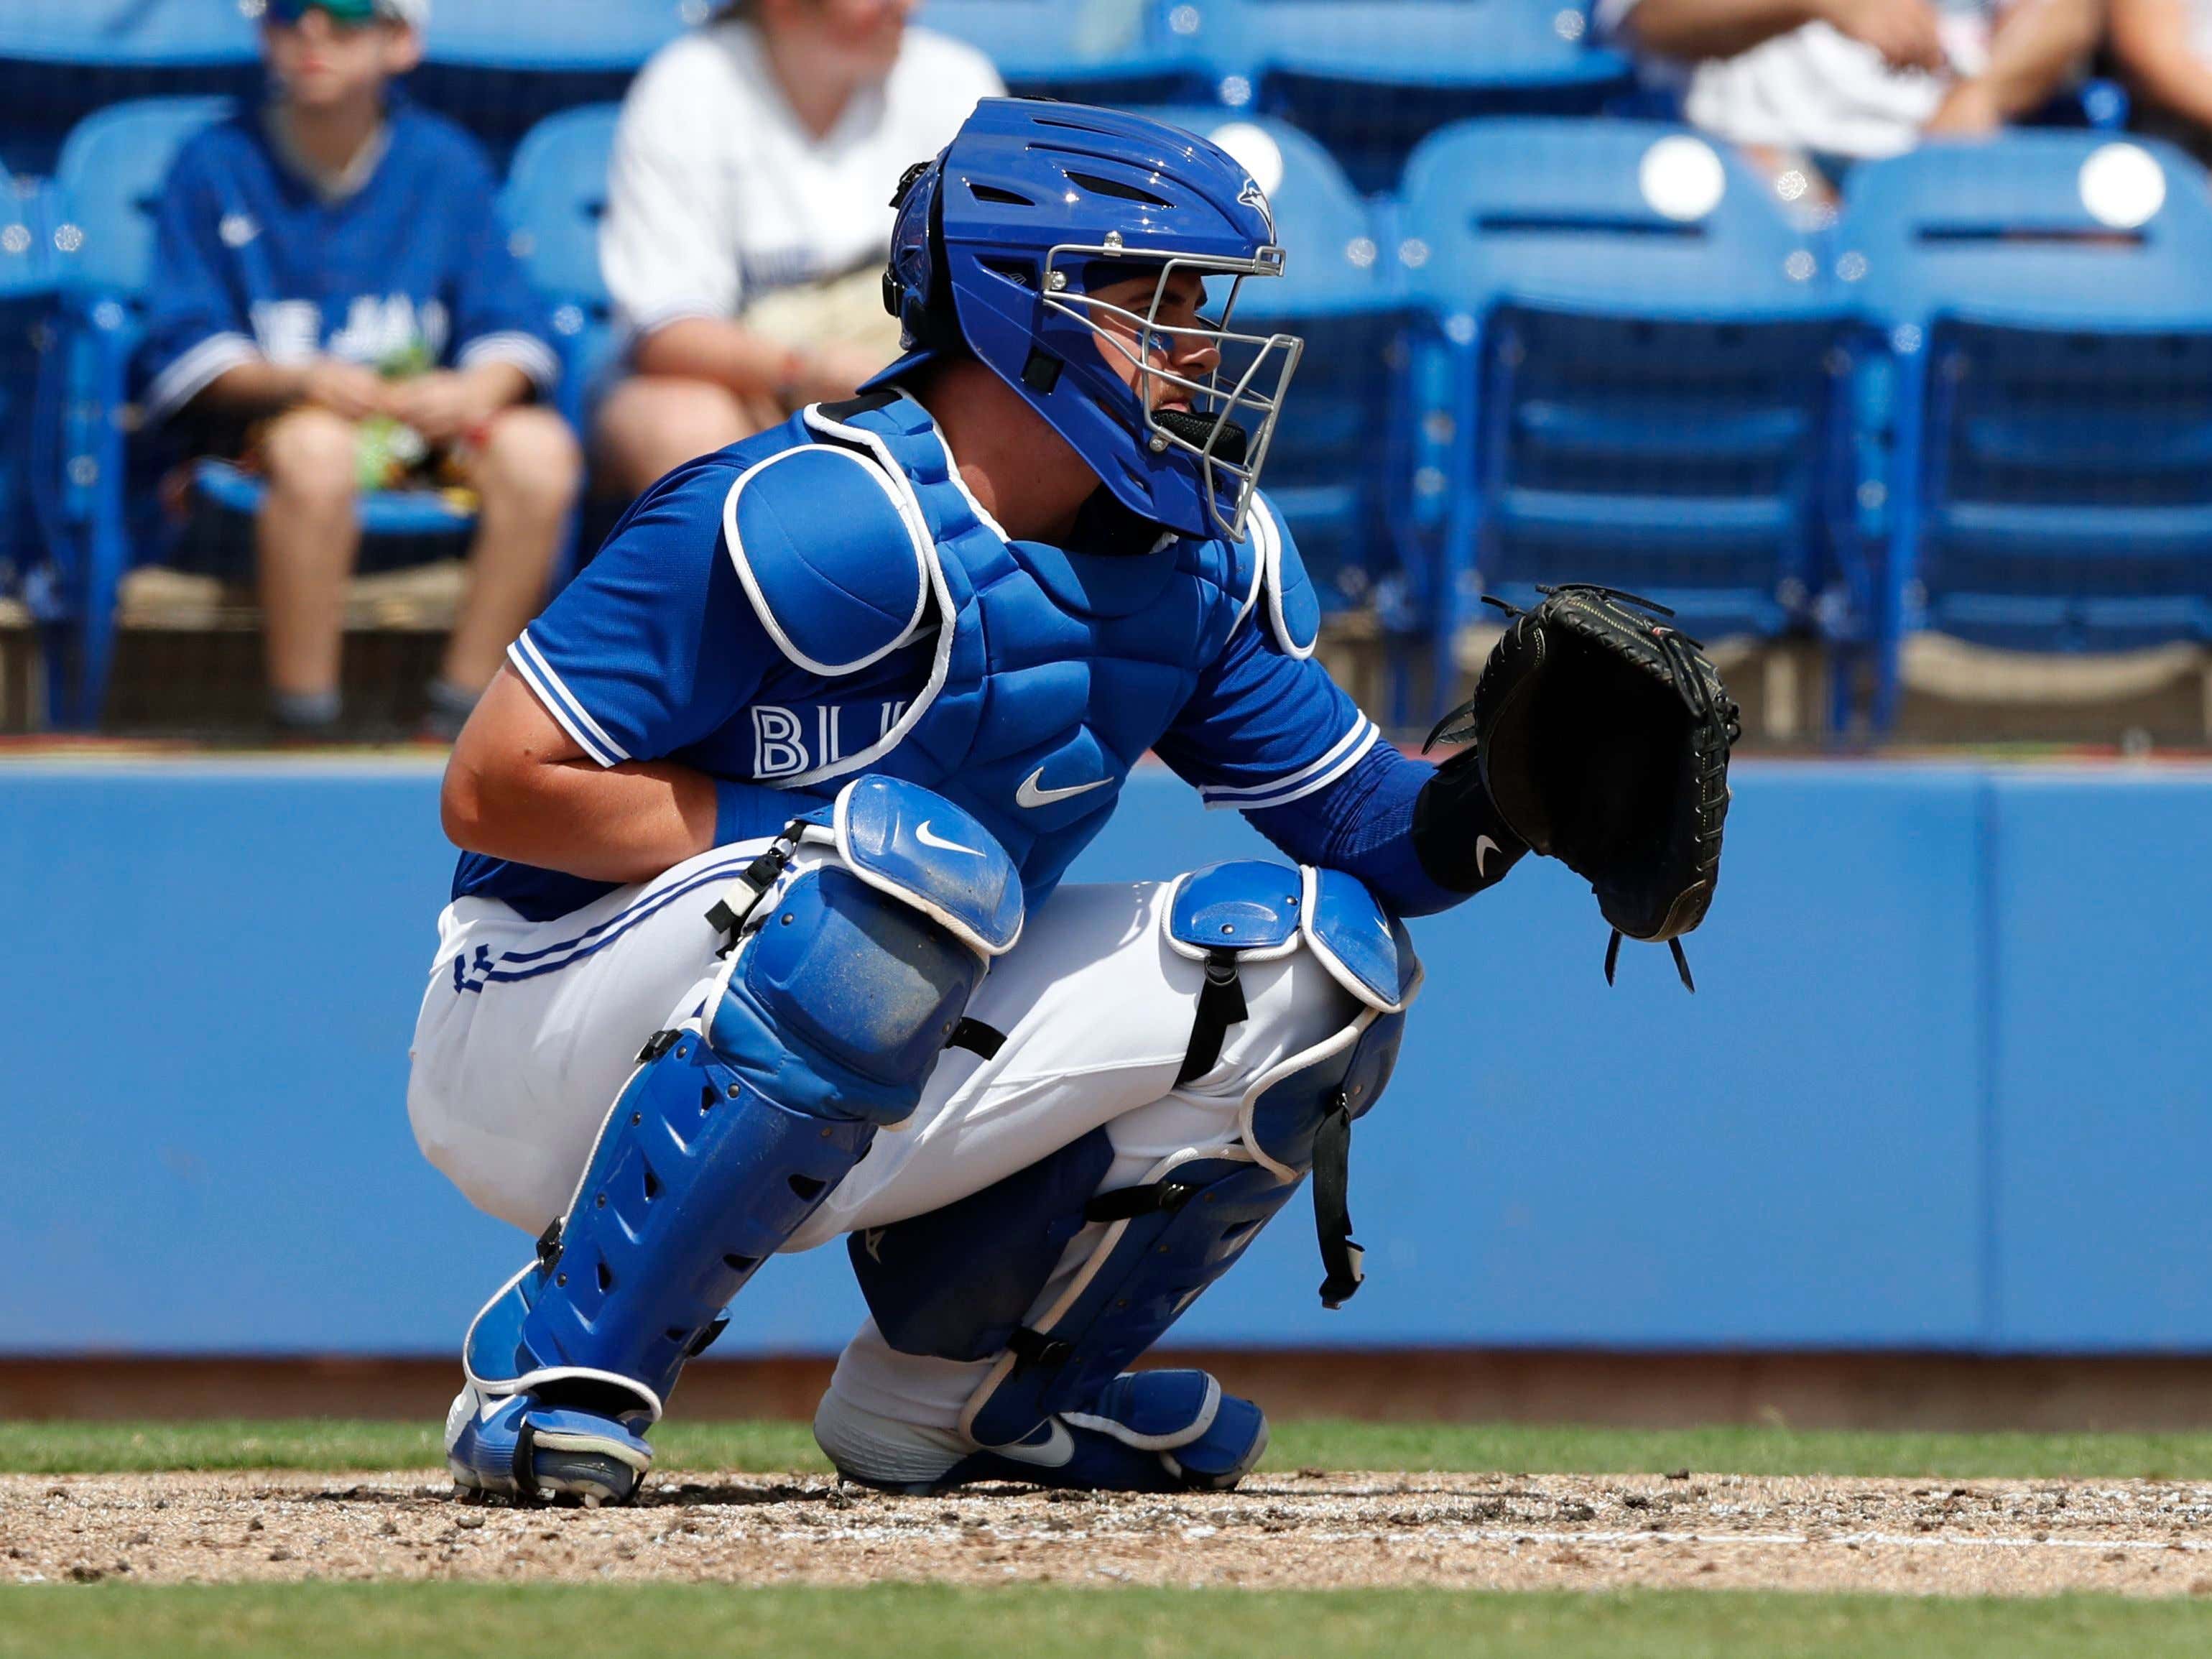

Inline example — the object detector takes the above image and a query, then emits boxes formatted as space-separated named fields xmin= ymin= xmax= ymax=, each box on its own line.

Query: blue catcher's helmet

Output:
xmin=874 ymin=98 xmax=1302 ymax=542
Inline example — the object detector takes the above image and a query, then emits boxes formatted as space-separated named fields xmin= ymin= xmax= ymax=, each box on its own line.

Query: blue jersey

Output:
xmin=459 ymin=395 xmax=1456 ymax=923
xmin=136 ymin=103 xmax=560 ymax=423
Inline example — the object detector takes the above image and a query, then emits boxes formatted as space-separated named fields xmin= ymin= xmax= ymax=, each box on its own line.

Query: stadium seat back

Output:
xmin=1836 ymin=137 xmax=2212 ymax=685
xmin=1182 ymin=0 xmax=1632 ymax=192
xmin=1840 ymin=134 xmax=2212 ymax=331
xmin=0 ymin=2 xmax=256 ymax=175
xmin=418 ymin=0 xmax=691 ymax=70
xmin=1398 ymin=119 xmax=1843 ymax=657
xmin=503 ymin=104 xmax=620 ymax=423
xmin=52 ymin=96 xmax=235 ymax=301
xmin=1400 ymin=117 xmax=1826 ymax=322
xmin=922 ymin=0 xmax=1200 ymax=101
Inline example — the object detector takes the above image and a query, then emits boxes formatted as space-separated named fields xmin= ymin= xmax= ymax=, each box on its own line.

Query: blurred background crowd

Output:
xmin=2 ymin=0 xmax=2211 ymax=748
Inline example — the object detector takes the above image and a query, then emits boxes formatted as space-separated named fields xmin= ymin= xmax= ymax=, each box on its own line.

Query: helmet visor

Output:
xmin=1042 ymin=242 xmax=1302 ymax=542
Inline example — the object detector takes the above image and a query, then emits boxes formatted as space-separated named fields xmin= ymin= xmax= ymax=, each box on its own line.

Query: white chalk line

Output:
xmin=772 ymin=1522 xmax=2211 ymax=1555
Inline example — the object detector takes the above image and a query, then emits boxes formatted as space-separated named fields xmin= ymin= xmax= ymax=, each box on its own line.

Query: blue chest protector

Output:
xmin=723 ymin=392 xmax=1317 ymax=905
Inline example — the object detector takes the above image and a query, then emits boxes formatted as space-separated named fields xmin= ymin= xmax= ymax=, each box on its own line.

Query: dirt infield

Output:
xmin=10 ymin=1470 xmax=2212 ymax=1597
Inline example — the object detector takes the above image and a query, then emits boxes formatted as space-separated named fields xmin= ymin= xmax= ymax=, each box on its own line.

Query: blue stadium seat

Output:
xmin=1834 ymin=134 xmax=2212 ymax=728
xmin=501 ymin=104 xmax=622 ymax=438
xmin=1397 ymin=118 xmax=1848 ymax=716
xmin=1139 ymin=110 xmax=1412 ymax=647
xmin=0 ymin=1 xmax=259 ymax=176
xmin=42 ymin=97 xmax=482 ymax=726
xmin=922 ymin=1 xmax=1203 ymax=102
xmin=409 ymin=0 xmax=693 ymax=166
xmin=1173 ymin=0 xmax=1632 ymax=193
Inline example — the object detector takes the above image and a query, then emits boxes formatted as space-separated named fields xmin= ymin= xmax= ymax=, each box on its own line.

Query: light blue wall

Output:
xmin=1 ymin=759 xmax=2205 ymax=1356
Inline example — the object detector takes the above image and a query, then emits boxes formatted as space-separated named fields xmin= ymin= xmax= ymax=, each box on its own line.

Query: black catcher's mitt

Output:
xmin=1425 ymin=585 xmax=1740 ymax=990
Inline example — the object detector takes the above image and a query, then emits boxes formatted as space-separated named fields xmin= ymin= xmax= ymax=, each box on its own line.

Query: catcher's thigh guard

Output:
xmin=820 ymin=859 xmax=1419 ymax=1490
xmin=450 ymin=777 xmax=1019 ymax=1499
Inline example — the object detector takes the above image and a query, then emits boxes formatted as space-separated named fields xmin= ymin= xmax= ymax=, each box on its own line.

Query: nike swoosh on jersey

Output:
xmin=914 ymin=821 xmax=983 ymax=856
xmin=1017 ymin=769 xmax=1113 ymax=810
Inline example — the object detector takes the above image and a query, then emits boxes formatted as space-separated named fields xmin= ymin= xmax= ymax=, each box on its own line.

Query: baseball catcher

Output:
xmin=407 ymin=98 xmax=1736 ymax=1507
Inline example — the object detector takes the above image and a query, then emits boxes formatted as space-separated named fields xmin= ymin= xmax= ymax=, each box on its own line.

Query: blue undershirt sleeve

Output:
xmin=1154 ymin=621 xmax=1469 ymax=918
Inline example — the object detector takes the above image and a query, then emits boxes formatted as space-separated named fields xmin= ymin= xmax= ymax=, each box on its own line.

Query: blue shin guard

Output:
xmin=823 ymin=860 xmax=1421 ymax=1495
xmin=449 ymin=777 xmax=1022 ymax=1504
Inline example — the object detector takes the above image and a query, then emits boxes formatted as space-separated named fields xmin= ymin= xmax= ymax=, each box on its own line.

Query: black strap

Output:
xmin=1175 ymin=948 xmax=1249 ymax=1085
xmin=946 ymin=1017 xmax=1006 ymax=1059
xmin=534 ymin=1219 xmax=565 ymax=1274
xmin=1006 ymin=1326 xmax=1073 ymax=1372
xmin=1312 ymin=1088 xmax=1364 ymax=1310
xmin=705 ymin=844 xmax=795 ymax=953
xmin=1084 ymin=1180 xmax=1198 ymax=1223
xmin=635 ymin=1028 xmax=681 ymax=1063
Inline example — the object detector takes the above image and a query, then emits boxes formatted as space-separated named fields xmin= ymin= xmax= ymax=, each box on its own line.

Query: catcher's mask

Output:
xmin=872 ymin=98 xmax=1302 ymax=542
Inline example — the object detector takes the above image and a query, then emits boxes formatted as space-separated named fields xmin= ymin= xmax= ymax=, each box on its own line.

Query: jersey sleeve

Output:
xmin=601 ymin=44 xmax=743 ymax=340
xmin=1154 ymin=612 xmax=1381 ymax=813
xmin=1156 ymin=616 xmax=1468 ymax=917
xmin=137 ymin=134 xmax=262 ymax=425
xmin=506 ymin=460 xmax=769 ymax=767
xmin=441 ymin=134 xmax=561 ymax=394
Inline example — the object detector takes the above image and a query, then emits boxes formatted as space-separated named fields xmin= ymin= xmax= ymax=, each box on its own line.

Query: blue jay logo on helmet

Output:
xmin=873 ymin=99 xmax=1302 ymax=542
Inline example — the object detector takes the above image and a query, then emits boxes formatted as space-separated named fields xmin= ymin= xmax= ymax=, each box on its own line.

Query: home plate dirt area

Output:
xmin=11 ymin=1470 xmax=2212 ymax=1596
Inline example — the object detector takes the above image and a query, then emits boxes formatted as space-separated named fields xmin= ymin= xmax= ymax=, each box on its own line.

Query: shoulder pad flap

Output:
xmin=1165 ymin=860 xmax=1305 ymax=961
xmin=723 ymin=443 xmax=930 ymax=675
xmin=1302 ymin=867 xmax=1413 ymax=1012
xmin=1253 ymin=495 xmax=1320 ymax=660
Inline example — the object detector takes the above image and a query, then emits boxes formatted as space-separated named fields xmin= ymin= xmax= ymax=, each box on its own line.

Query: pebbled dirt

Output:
xmin=9 ymin=1470 xmax=2212 ymax=1596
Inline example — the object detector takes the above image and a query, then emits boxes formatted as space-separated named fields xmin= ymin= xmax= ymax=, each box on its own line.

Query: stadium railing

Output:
xmin=1395 ymin=116 xmax=1849 ymax=724
xmin=1834 ymin=134 xmax=2212 ymax=732
xmin=41 ymin=95 xmax=482 ymax=727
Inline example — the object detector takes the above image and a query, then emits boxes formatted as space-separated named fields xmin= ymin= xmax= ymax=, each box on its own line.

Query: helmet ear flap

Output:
xmin=883 ymin=157 xmax=962 ymax=354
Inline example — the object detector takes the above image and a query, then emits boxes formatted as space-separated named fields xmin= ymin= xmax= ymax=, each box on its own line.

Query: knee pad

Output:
xmin=464 ymin=775 xmax=1022 ymax=1427
xmin=846 ymin=859 xmax=1421 ymax=1458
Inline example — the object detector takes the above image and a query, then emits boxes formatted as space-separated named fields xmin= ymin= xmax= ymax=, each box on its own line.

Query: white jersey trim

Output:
xmin=458 ymin=331 xmax=562 ymax=394
xmin=144 ymin=331 xmax=262 ymax=425
xmin=1198 ymin=715 xmax=1378 ymax=812
xmin=508 ymin=630 xmax=631 ymax=768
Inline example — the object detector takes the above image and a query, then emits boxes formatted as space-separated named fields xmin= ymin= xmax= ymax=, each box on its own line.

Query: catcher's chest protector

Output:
xmin=774 ymin=397 xmax=1262 ymax=904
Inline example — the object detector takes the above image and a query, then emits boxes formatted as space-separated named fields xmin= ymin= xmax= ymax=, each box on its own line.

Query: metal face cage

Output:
xmin=1042 ymin=239 xmax=1303 ymax=541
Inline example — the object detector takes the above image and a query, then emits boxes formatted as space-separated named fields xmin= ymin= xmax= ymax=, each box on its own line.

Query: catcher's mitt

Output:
xmin=1425 ymin=584 xmax=1740 ymax=990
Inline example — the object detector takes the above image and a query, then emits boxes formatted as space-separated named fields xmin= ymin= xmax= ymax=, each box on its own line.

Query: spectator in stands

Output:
xmin=137 ymin=0 xmax=580 ymax=739
xmin=1602 ymin=0 xmax=2103 ymax=198
xmin=593 ymin=0 xmax=1003 ymax=496
xmin=2109 ymin=0 xmax=2212 ymax=162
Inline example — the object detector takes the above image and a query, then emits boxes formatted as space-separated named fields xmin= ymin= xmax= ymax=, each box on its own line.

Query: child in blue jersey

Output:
xmin=136 ymin=0 xmax=580 ymax=737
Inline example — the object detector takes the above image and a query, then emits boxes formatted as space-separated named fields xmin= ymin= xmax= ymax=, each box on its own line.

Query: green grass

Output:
xmin=2 ymin=1586 xmax=2209 ymax=1659
xmin=11 ymin=1418 xmax=2212 ymax=1480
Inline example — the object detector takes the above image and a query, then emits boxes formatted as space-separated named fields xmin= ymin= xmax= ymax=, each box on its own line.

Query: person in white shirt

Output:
xmin=1601 ymin=0 xmax=2100 ymax=198
xmin=593 ymin=0 xmax=1004 ymax=496
xmin=2109 ymin=0 xmax=2212 ymax=163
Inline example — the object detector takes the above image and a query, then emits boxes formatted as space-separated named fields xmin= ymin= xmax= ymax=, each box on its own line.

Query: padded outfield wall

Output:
xmin=1 ymin=757 xmax=2207 ymax=1357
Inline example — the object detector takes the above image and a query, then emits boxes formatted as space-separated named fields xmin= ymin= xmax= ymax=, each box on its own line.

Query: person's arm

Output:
xmin=1152 ymin=619 xmax=1524 ymax=918
xmin=1925 ymin=0 xmax=2104 ymax=131
xmin=438 ymin=461 xmax=798 ymax=879
xmin=631 ymin=317 xmax=869 ymax=408
xmin=442 ymin=665 xmax=723 ymax=882
xmin=1625 ymin=0 xmax=1947 ymax=70
xmin=2109 ymin=0 xmax=2212 ymax=127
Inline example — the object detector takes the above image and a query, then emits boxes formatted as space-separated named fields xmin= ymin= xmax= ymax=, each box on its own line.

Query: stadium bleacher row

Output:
xmin=2 ymin=1 xmax=2211 ymax=739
